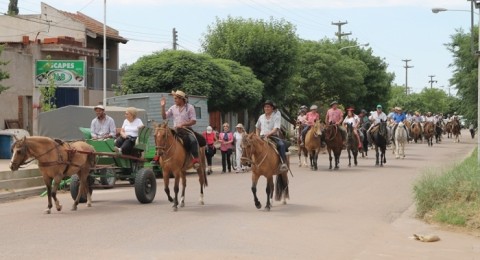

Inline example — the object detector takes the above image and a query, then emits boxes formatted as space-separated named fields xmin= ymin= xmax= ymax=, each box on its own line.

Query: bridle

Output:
xmin=10 ymin=138 xmax=60 ymax=169
xmin=155 ymin=125 xmax=176 ymax=163
xmin=325 ymin=122 xmax=338 ymax=142
xmin=240 ymin=135 xmax=269 ymax=169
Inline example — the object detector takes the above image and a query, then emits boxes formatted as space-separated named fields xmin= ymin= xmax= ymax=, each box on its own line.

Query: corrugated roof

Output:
xmin=60 ymin=11 xmax=128 ymax=44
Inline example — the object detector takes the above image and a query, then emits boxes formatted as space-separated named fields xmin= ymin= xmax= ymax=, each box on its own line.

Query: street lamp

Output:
xmin=338 ymin=43 xmax=369 ymax=51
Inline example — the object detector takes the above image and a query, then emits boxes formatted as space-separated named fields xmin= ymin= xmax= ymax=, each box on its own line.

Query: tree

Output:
xmin=0 ymin=45 xmax=10 ymax=94
xmin=448 ymin=27 xmax=478 ymax=124
xmin=202 ymin=17 xmax=299 ymax=114
xmin=121 ymin=50 xmax=262 ymax=112
xmin=7 ymin=0 xmax=18 ymax=15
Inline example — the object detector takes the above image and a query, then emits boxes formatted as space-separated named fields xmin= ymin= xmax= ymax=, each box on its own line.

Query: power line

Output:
xmin=331 ymin=21 xmax=351 ymax=42
xmin=402 ymin=59 xmax=413 ymax=95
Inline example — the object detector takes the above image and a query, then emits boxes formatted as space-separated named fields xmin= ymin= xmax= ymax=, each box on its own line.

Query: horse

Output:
xmin=411 ymin=122 xmax=423 ymax=143
xmin=435 ymin=120 xmax=443 ymax=143
xmin=345 ymin=123 xmax=359 ymax=167
xmin=359 ymin=121 xmax=370 ymax=158
xmin=423 ymin=121 xmax=435 ymax=147
xmin=154 ymin=122 xmax=208 ymax=211
xmin=9 ymin=136 xmax=96 ymax=214
xmin=304 ymin=120 xmax=324 ymax=170
xmin=324 ymin=122 xmax=343 ymax=170
xmin=404 ymin=120 xmax=413 ymax=142
xmin=393 ymin=122 xmax=407 ymax=159
xmin=240 ymin=133 xmax=289 ymax=211
xmin=444 ymin=121 xmax=453 ymax=138
xmin=371 ymin=120 xmax=387 ymax=166
xmin=296 ymin=121 xmax=308 ymax=167
xmin=451 ymin=119 xmax=461 ymax=143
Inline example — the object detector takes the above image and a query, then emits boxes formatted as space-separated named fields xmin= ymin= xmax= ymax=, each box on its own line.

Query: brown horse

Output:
xmin=451 ymin=119 xmax=461 ymax=143
xmin=304 ymin=120 xmax=324 ymax=170
xmin=9 ymin=136 xmax=96 ymax=214
xmin=154 ymin=122 xmax=207 ymax=211
xmin=240 ymin=133 xmax=289 ymax=211
xmin=404 ymin=120 xmax=412 ymax=142
xmin=423 ymin=121 xmax=435 ymax=147
xmin=345 ymin=123 xmax=359 ymax=167
xmin=324 ymin=123 xmax=343 ymax=170
xmin=296 ymin=121 xmax=308 ymax=167
xmin=444 ymin=121 xmax=453 ymax=138
xmin=411 ymin=122 xmax=423 ymax=143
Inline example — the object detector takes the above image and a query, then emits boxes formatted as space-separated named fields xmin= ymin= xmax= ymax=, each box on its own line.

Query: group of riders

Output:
xmin=296 ymin=102 xmax=464 ymax=149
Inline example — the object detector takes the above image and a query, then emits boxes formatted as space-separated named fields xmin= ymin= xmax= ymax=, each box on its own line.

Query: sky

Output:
xmin=1 ymin=0 xmax=475 ymax=95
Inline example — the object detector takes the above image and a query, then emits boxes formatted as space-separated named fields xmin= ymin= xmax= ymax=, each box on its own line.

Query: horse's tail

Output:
xmin=88 ymin=150 xmax=96 ymax=168
xmin=274 ymin=171 xmax=289 ymax=201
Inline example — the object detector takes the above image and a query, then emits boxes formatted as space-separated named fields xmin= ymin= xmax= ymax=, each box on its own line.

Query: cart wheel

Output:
xmin=70 ymin=174 xmax=93 ymax=203
xmin=99 ymin=168 xmax=116 ymax=188
xmin=135 ymin=168 xmax=156 ymax=204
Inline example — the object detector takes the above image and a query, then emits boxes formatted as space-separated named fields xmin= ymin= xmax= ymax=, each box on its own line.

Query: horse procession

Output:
xmin=6 ymin=95 xmax=471 ymax=214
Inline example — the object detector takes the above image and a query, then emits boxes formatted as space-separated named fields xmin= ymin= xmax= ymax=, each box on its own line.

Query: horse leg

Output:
xmin=348 ymin=149 xmax=352 ymax=167
xmin=265 ymin=176 xmax=274 ymax=211
xmin=328 ymin=149 xmax=333 ymax=170
xmin=51 ymin=175 xmax=63 ymax=212
xmin=334 ymin=151 xmax=340 ymax=169
xmin=313 ymin=150 xmax=318 ymax=170
xmin=178 ymin=173 xmax=187 ymax=208
xmin=375 ymin=147 xmax=379 ymax=166
xmin=163 ymin=170 xmax=174 ymax=202
xmin=353 ymin=149 xmax=358 ymax=166
xmin=43 ymin=176 xmax=53 ymax=214
xmin=251 ymin=174 xmax=261 ymax=209
xmin=172 ymin=173 xmax=180 ymax=211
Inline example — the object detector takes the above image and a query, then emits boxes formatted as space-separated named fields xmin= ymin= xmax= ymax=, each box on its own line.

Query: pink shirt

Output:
xmin=326 ymin=108 xmax=343 ymax=124
xmin=219 ymin=132 xmax=233 ymax=151
xmin=305 ymin=111 xmax=320 ymax=126
xmin=165 ymin=103 xmax=196 ymax=128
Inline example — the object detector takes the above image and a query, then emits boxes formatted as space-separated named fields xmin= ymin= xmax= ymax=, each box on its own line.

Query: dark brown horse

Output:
xmin=296 ymin=121 xmax=308 ymax=167
xmin=241 ymin=133 xmax=289 ymax=211
xmin=304 ymin=120 xmax=324 ymax=170
xmin=9 ymin=136 xmax=96 ymax=214
xmin=445 ymin=121 xmax=453 ymax=138
xmin=423 ymin=121 xmax=435 ymax=147
xmin=324 ymin=123 xmax=343 ymax=170
xmin=154 ymin=122 xmax=208 ymax=211
xmin=372 ymin=120 xmax=387 ymax=166
xmin=411 ymin=122 xmax=423 ymax=143
xmin=451 ymin=119 xmax=461 ymax=143
xmin=345 ymin=123 xmax=359 ymax=167
xmin=435 ymin=120 xmax=443 ymax=143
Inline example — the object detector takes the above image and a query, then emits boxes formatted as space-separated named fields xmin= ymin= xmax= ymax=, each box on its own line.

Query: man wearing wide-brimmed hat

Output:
xmin=90 ymin=104 xmax=116 ymax=140
xmin=155 ymin=90 xmax=206 ymax=169
xmin=256 ymin=100 xmax=289 ymax=173
xmin=325 ymin=101 xmax=347 ymax=148
xmin=392 ymin=106 xmax=410 ymax=141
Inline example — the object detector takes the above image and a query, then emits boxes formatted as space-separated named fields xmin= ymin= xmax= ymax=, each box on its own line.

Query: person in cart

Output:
xmin=90 ymin=105 xmax=116 ymax=140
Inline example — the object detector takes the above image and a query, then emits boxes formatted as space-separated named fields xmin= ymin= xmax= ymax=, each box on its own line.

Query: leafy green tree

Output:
xmin=202 ymin=17 xmax=299 ymax=113
xmin=0 ymin=45 xmax=10 ymax=94
xmin=8 ymin=0 xmax=18 ymax=15
xmin=448 ymin=27 xmax=478 ymax=124
xmin=121 ymin=50 xmax=262 ymax=112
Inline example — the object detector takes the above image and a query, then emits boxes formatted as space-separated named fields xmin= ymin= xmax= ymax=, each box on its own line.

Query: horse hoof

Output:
xmin=255 ymin=203 xmax=262 ymax=209
xmin=282 ymin=201 xmax=287 ymax=205
xmin=396 ymin=156 xmax=399 ymax=159
xmin=56 ymin=204 xmax=63 ymax=211
xmin=172 ymin=206 xmax=178 ymax=212
xmin=264 ymin=207 xmax=271 ymax=212
xmin=180 ymin=202 xmax=185 ymax=208
xmin=199 ymin=200 xmax=204 ymax=205
xmin=71 ymin=206 xmax=77 ymax=211
xmin=44 ymin=209 xmax=51 ymax=214
xmin=87 ymin=203 xmax=92 ymax=207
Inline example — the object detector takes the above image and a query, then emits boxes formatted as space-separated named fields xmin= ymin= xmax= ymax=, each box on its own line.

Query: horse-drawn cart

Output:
xmin=70 ymin=126 xmax=161 ymax=204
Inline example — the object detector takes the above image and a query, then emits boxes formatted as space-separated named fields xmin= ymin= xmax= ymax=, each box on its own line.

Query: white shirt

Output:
xmin=343 ymin=115 xmax=360 ymax=128
xmin=122 ymin=118 xmax=143 ymax=137
xmin=256 ymin=112 xmax=281 ymax=136
xmin=369 ymin=111 xmax=388 ymax=124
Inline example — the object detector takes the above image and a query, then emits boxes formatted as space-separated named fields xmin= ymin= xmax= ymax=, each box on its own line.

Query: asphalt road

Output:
xmin=0 ymin=130 xmax=478 ymax=259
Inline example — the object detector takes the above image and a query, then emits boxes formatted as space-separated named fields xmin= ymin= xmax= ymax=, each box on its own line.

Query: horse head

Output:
xmin=154 ymin=121 xmax=175 ymax=156
xmin=312 ymin=120 xmax=323 ymax=137
xmin=9 ymin=136 xmax=29 ymax=171
xmin=378 ymin=120 xmax=387 ymax=138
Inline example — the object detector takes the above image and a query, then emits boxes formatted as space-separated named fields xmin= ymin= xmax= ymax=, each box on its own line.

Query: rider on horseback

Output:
xmin=325 ymin=101 xmax=347 ymax=149
xmin=300 ymin=104 xmax=320 ymax=146
xmin=367 ymin=104 xmax=388 ymax=144
xmin=256 ymin=100 xmax=289 ymax=173
xmin=391 ymin=106 xmax=410 ymax=140
xmin=343 ymin=107 xmax=362 ymax=149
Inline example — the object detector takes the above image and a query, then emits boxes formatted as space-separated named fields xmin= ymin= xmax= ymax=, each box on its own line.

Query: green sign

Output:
xmin=35 ymin=60 xmax=85 ymax=88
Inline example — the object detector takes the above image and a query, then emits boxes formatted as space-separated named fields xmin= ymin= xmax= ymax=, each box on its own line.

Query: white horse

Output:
xmin=394 ymin=122 xmax=407 ymax=159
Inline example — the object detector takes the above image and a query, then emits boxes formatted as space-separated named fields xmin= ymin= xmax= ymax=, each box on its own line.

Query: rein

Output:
xmin=325 ymin=124 xmax=338 ymax=142
xmin=155 ymin=126 xmax=177 ymax=164
xmin=241 ymin=137 xmax=269 ymax=169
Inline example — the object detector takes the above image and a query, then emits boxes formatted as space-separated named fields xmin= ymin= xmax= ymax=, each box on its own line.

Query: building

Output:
xmin=0 ymin=2 xmax=127 ymax=135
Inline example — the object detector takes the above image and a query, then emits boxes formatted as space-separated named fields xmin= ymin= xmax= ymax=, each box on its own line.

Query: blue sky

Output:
xmin=4 ymin=0 xmax=475 ymax=95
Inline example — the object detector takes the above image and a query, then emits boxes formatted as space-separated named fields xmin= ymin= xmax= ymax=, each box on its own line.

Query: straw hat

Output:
xmin=236 ymin=123 xmax=244 ymax=129
xmin=93 ymin=105 xmax=105 ymax=111
xmin=171 ymin=90 xmax=187 ymax=99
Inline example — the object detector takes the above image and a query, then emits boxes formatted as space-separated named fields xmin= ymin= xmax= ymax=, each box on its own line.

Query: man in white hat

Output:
xmin=90 ymin=105 xmax=116 ymax=140
xmin=156 ymin=90 xmax=206 ymax=169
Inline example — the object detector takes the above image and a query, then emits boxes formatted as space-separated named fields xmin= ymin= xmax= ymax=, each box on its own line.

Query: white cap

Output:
xmin=206 ymin=126 xmax=213 ymax=133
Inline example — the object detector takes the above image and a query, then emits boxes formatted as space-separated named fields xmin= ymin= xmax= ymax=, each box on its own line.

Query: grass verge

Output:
xmin=413 ymin=149 xmax=479 ymax=233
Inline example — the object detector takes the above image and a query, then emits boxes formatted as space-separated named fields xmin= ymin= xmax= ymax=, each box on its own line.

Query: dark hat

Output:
xmin=360 ymin=109 xmax=367 ymax=114
xmin=330 ymin=101 xmax=338 ymax=106
xmin=264 ymin=100 xmax=276 ymax=109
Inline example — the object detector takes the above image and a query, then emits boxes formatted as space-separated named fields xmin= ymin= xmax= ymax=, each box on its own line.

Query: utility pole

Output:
xmin=428 ymin=75 xmax=437 ymax=89
xmin=331 ymin=21 xmax=351 ymax=42
xmin=402 ymin=59 xmax=413 ymax=95
xmin=172 ymin=28 xmax=178 ymax=50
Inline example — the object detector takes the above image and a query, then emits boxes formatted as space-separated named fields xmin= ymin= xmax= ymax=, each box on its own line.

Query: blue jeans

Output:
xmin=269 ymin=136 xmax=287 ymax=164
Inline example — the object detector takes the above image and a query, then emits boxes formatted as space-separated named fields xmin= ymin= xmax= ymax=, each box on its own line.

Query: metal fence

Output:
xmin=87 ymin=67 xmax=120 ymax=91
